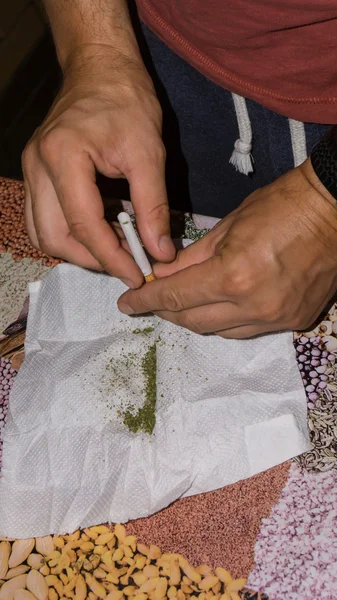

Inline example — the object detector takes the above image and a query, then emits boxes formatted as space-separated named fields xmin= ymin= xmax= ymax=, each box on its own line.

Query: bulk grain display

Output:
xmin=0 ymin=524 xmax=246 ymax=600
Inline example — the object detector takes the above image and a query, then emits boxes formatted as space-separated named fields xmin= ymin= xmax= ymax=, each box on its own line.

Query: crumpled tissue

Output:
xmin=0 ymin=263 xmax=311 ymax=537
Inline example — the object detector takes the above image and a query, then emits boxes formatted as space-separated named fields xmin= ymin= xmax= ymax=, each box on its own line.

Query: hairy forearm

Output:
xmin=43 ymin=0 xmax=140 ymax=69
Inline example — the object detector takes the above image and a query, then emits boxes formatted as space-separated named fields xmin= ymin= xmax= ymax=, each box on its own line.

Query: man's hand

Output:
xmin=118 ymin=159 xmax=337 ymax=337
xmin=22 ymin=45 xmax=175 ymax=288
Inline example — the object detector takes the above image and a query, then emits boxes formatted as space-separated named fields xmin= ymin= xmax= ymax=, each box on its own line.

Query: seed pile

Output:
xmin=0 ymin=178 xmax=58 ymax=267
xmin=248 ymin=463 xmax=337 ymax=599
xmin=0 ymin=525 xmax=246 ymax=600
xmin=0 ymin=358 xmax=17 ymax=467
xmin=294 ymin=335 xmax=334 ymax=406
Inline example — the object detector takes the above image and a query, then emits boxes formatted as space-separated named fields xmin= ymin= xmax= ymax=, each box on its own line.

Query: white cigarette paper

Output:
xmin=117 ymin=212 xmax=152 ymax=277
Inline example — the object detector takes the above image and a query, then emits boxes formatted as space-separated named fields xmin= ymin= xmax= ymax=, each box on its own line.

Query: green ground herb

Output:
xmin=132 ymin=327 xmax=155 ymax=336
xmin=122 ymin=342 xmax=157 ymax=435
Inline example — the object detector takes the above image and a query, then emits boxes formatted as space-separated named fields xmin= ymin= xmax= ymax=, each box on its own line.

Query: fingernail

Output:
xmin=121 ymin=278 xmax=136 ymax=289
xmin=118 ymin=302 xmax=134 ymax=315
xmin=159 ymin=235 xmax=174 ymax=255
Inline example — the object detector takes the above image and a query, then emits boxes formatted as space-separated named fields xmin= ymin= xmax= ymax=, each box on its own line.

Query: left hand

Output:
xmin=118 ymin=159 xmax=337 ymax=338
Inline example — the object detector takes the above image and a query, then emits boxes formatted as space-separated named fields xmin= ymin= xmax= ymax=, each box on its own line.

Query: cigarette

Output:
xmin=117 ymin=212 xmax=155 ymax=283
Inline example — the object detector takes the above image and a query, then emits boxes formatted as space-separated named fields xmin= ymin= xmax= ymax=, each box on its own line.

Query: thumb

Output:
xmin=128 ymin=142 xmax=176 ymax=263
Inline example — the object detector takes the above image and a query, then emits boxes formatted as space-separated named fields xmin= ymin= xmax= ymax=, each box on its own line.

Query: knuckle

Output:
xmin=142 ymin=141 xmax=166 ymax=167
xmin=68 ymin=219 xmax=88 ymax=242
xmin=38 ymin=131 xmax=59 ymax=164
xmin=39 ymin=127 xmax=71 ymax=163
xmin=163 ymin=287 xmax=184 ymax=312
xmin=226 ymin=267 xmax=255 ymax=295
xmin=180 ymin=313 xmax=203 ymax=334
xmin=259 ymin=300 xmax=284 ymax=324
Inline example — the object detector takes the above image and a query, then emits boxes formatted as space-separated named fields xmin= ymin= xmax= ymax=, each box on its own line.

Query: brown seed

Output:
xmin=79 ymin=542 xmax=95 ymax=553
xmin=60 ymin=574 xmax=68 ymax=585
xmin=48 ymin=590 xmax=58 ymax=600
xmin=148 ymin=547 xmax=161 ymax=561
xmin=123 ymin=537 xmax=136 ymax=552
xmin=213 ymin=582 xmax=221 ymax=594
xmin=135 ymin=557 xmax=147 ymax=570
xmin=224 ymin=578 xmax=246 ymax=593
xmin=123 ymin=587 xmax=136 ymax=597
xmin=26 ymin=569 xmax=49 ymax=600
xmin=114 ymin=525 xmax=126 ymax=543
xmin=84 ymin=530 xmax=99 ymax=541
xmin=5 ymin=565 xmax=30 ymax=579
xmin=219 ymin=594 xmax=231 ymax=600
xmin=93 ymin=568 xmax=107 ymax=579
xmin=105 ymin=592 xmax=124 ymax=600
xmin=9 ymin=539 xmax=35 ymax=568
xmin=119 ymin=575 xmax=129 ymax=586
xmin=182 ymin=585 xmax=193 ymax=594
xmin=0 ymin=541 xmax=11 ymax=579
xmin=198 ymin=576 xmax=219 ymax=591
xmin=45 ymin=575 xmax=59 ymax=587
xmin=100 ymin=551 xmax=113 ymax=567
xmin=39 ymin=565 xmax=50 ymax=577
xmin=227 ymin=594 xmax=240 ymax=600
xmin=75 ymin=574 xmax=87 ymax=600
xmin=95 ymin=534 xmax=114 ymax=546
xmin=136 ymin=544 xmax=149 ymax=557
xmin=215 ymin=569 xmax=232 ymax=586
xmin=53 ymin=579 xmax=64 ymax=597
xmin=85 ymin=572 xmax=107 ymax=598
xmin=178 ymin=558 xmax=201 ymax=585
xmin=139 ymin=579 xmax=158 ymax=594
xmin=143 ymin=566 xmax=159 ymax=579
xmin=35 ymin=538 xmax=54 ymax=557
xmin=154 ymin=577 xmax=167 ymax=600
xmin=93 ymin=546 xmax=106 ymax=556
xmin=112 ymin=549 xmax=123 ymax=562
xmin=196 ymin=566 xmax=212 ymax=577
xmin=90 ymin=527 xmax=110 ymax=536
xmin=13 ymin=592 xmax=38 ymax=600
xmin=0 ymin=574 xmax=28 ymax=600
xmin=27 ymin=555 xmax=44 ymax=570
xmin=169 ymin=561 xmax=181 ymax=587
xmin=62 ymin=576 xmax=78 ymax=595
xmin=132 ymin=572 xmax=147 ymax=587
xmin=120 ymin=546 xmax=133 ymax=559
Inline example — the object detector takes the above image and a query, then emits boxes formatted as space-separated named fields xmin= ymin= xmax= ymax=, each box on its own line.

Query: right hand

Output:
xmin=22 ymin=45 xmax=175 ymax=287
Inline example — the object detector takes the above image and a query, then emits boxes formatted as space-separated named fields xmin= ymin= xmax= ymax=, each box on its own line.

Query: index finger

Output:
xmin=46 ymin=150 xmax=144 ymax=287
xmin=118 ymin=255 xmax=230 ymax=315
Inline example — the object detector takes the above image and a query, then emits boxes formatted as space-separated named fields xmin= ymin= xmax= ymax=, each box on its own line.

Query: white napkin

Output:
xmin=0 ymin=264 xmax=311 ymax=537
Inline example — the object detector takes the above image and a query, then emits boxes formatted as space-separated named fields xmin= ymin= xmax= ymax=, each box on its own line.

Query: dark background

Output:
xmin=0 ymin=1 xmax=60 ymax=180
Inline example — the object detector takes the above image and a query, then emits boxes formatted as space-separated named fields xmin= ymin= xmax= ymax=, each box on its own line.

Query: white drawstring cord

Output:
xmin=229 ymin=93 xmax=254 ymax=175
xmin=288 ymin=118 xmax=307 ymax=167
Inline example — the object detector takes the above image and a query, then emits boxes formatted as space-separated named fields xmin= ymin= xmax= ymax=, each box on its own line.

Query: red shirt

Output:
xmin=136 ymin=0 xmax=337 ymax=124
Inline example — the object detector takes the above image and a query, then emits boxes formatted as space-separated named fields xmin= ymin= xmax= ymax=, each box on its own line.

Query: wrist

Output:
xmin=301 ymin=158 xmax=337 ymax=209
xmin=309 ymin=125 xmax=337 ymax=207
xmin=61 ymin=43 xmax=153 ymax=96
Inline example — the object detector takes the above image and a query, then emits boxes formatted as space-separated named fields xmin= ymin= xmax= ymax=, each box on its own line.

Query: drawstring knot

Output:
xmin=229 ymin=93 xmax=254 ymax=175
xmin=233 ymin=139 xmax=252 ymax=155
